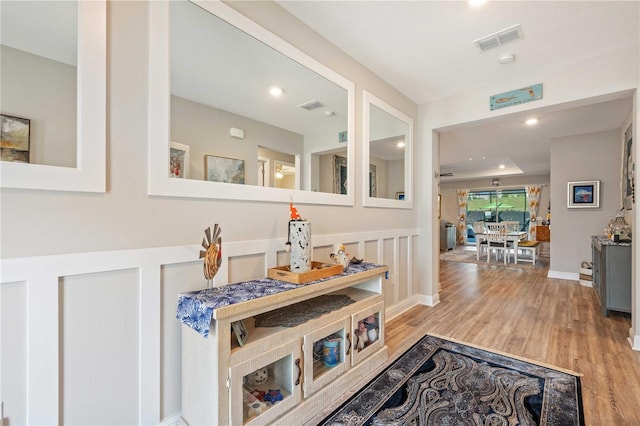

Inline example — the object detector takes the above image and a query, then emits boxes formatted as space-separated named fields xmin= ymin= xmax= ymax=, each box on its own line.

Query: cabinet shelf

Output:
xmin=243 ymin=378 xmax=293 ymax=424
xmin=211 ymin=266 xmax=386 ymax=322
xmin=230 ymin=287 xmax=379 ymax=353
xmin=180 ymin=263 xmax=388 ymax=426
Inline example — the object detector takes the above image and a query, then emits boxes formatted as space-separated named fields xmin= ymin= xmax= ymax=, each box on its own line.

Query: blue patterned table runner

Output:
xmin=177 ymin=262 xmax=383 ymax=338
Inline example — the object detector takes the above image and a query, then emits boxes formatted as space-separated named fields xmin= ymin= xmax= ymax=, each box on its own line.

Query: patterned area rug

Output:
xmin=320 ymin=335 xmax=583 ymax=425
xmin=440 ymin=246 xmax=549 ymax=269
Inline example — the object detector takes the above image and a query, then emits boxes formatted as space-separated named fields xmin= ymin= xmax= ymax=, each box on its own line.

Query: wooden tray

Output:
xmin=268 ymin=261 xmax=343 ymax=284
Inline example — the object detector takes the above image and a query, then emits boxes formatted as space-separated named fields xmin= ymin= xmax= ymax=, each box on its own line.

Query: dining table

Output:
xmin=474 ymin=230 xmax=528 ymax=264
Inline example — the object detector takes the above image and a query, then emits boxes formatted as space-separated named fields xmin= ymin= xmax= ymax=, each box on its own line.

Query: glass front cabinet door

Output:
xmin=230 ymin=339 xmax=302 ymax=426
xmin=351 ymin=302 xmax=385 ymax=366
xmin=302 ymin=318 xmax=351 ymax=397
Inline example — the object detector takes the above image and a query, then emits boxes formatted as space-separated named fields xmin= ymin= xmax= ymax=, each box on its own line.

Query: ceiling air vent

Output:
xmin=473 ymin=24 xmax=523 ymax=51
xmin=298 ymin=99 xmax=324 ymax=111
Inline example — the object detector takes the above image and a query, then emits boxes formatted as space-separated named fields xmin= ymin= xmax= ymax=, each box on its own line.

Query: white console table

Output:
xmin=177 ymin=263 xmax=388 ymax=425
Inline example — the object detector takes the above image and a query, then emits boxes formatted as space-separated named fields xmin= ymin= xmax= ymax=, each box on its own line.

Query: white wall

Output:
xmin=550 ymin=130 xmax=622 ymax=277
xmin=171 ymin=95 xmax=304 ymax=184
xmin=0 ymin=1 xmax=420 ymax=424
xmin=419 ymin=46 xmax=640 ymax=351
xmin=1 ymin=45 xmax=76 ymax=167
xmin=387 ymin=159 xmax=404 ymax=198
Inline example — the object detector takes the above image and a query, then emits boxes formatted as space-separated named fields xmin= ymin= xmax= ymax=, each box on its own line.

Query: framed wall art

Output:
xmin=170 ymin=141 xmax=190 ymax=178
xmin=567 ymin=180 xmax=600 ymax=208
xmin=1 ymin=114 xmax=30 ymax=163
xmin=334 ymin=155 xmax=347 ymax=194
xmin=205 ymin=155 xmax=244 ymax=184
xmin=369 ymin=164 xmax=377 ymax=197
xmin=623 ymin=124 xmax=634 ymax=210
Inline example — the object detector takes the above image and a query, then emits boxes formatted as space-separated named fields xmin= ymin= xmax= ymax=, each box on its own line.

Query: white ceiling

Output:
xmin=278 ymin=0 xmax=639 ymax=182
xmin=0 ymin=1 xmax=77 ymax=66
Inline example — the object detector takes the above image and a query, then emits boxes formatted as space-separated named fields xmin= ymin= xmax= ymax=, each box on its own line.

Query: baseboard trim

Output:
xmin=160 ymin=412 xmax=186 ymax=426
xmin=628 ymin=328 xmax=640 ymax=351
xmin=413 ymin=292 xmax=440 ymax=307
xmin=578 ymin=279 xmax=593 ymax=287
xmin=386 ymin=297 xmax=418 ymax=320
xmin=386 ymin=293 xmax=439 ymax=320
xmin=547 ymin=270 xmax=579 ymax=281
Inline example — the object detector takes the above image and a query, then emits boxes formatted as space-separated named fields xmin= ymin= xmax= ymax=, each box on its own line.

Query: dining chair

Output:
xmin=502 ymin=221 xmax=520 ymax=233
xmin=484 ymin=222 xmax=511 ymax=264
xmin=500 ymin=221 xmax=520 ymax=261
xmin=473 ymin=221 xmax=487 ymax=261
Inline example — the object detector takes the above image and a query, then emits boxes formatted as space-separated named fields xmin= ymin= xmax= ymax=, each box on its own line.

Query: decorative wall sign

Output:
xmin=490 ymin=83 xmax=543 ymax=110
xmin=0 ymin=114 xmax=30 ymax=162
xmin=338 ymin=131 xmax=348 ymax=143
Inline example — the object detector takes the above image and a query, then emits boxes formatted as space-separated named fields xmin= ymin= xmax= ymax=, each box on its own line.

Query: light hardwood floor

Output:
xmin=386 ymin=258 xmax=640 ymax=425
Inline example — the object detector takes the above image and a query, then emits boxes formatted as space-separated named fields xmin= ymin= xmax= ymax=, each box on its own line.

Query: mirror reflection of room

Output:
xmin=168 ymin=0 xmax=349 ymax=194
xmin=368 ymin=104 xmax=409 ymax=200
xmin=1 ymin=1 xmax=78 ymax=167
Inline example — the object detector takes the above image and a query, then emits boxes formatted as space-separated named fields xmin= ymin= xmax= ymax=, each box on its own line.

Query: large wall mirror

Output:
xmin=0 ymin=0 xmax=105 ymax=192
xmin=362 ymin=91 xmax=413 ymax=208
xmin=149 ymin=0 xmax=355 ymax=205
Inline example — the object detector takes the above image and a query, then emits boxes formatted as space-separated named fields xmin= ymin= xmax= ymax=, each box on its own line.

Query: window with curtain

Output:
xmin=465 ymin=189 xmax=528 ymax=243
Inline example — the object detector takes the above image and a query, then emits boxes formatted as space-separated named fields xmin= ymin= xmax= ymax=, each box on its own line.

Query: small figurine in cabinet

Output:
xmin=364 ymin=315 xmax=379 ymax=343
xmin=246 ymin=367 xmax=269 ymax=388
xmin=355 ymin=320 xmax=368 ymax=352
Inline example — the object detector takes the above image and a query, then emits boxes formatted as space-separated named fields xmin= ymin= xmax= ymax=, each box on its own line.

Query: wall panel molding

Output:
xmin=0 ymin=228 xmax=419 ymax=424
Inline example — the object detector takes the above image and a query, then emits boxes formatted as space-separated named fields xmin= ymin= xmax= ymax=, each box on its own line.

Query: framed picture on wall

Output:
xmin=170 ymin=141 xmax=190 ymax=178
xmin=567 ymin=180 xmax=600 ymax=208
xmin=623 ymin=124 xmax=634 ymax=210
xmin=334 ymin=155 xmax=347 ymax=194
xmin=0 ymin=114 xmax=30 ymax=163
xmin=205 ymin=155 xmax=245 ymax=184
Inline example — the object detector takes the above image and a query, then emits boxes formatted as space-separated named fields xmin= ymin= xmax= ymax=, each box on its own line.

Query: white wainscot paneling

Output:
xmin=61 ymin=269 xmax=140 ymax=425
xmin=0 ymin=228 xmax=418 ymax=424
xmin=160 ymin=261 xmax=205 ymax=420
xmin=1 ymin=281 xmax=28 ymax=426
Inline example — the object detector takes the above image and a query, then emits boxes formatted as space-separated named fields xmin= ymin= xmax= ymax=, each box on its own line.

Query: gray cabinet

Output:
xmin=440 ymin=223 xmax=456 ymax=251
xmin=591 ymin=236 xmax=631 ymax=316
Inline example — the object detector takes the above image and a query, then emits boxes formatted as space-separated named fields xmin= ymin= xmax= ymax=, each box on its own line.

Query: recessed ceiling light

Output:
xmin=468 ymin=0 xmax=486 ymax=7
xmin=525 ymin=118 xmax=538 ymax=125
xmin=499 ymin=164 xmax=505 ymax=169
xmin=324 ymin=110 xmax=336 ymax=117
xmin=269 ymin=86 xmax=283 ymax=97
xmin=498 ymin=53 xmax=515 ymax=64
xmin=397 ymin=141 xmax=405 ymax=148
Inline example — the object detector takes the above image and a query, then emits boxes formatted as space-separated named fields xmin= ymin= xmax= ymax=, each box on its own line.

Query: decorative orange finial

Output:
xmin=290 ymin=200 xmax=302 ymax=220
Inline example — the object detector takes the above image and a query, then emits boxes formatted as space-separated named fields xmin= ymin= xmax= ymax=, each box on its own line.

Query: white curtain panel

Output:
xmin=456 ymin=189 xmax=470 ymax=245
xmin=525 ymin=185 xmax=543 ymax=240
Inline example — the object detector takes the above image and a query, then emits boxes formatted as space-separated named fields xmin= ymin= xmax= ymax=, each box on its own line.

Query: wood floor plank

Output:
xmin=385 ymin=258 xmax=640 ymax=425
